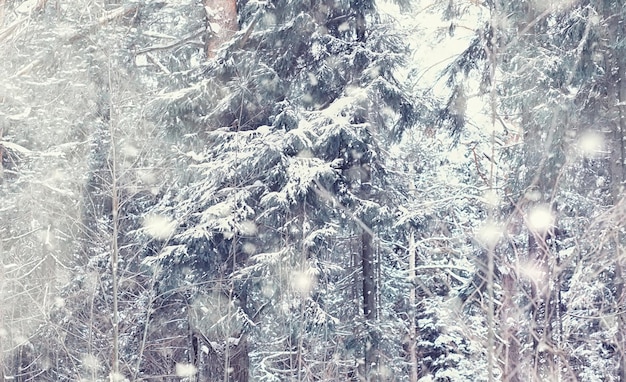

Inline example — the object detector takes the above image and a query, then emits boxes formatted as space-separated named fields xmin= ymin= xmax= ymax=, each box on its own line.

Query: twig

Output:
xmin=135 ymin=27 xmax=205 ymax=54
xmin=0 ymin=18 xmax=26 ymax=43
xmin=1 ymin=227 xmax=42 ymax=242
xmin=68 ymin=5 xmax=138 ymax=43
xmin=14 ymin=59 xmax=42 ymax=77
xmin=145 ymin=52 xmax=171 ymax=75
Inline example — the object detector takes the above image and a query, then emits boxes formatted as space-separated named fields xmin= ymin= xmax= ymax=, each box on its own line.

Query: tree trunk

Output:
xmin=0 ymin=220 xmax=4 ymax=381
xmin=501 ymin=272 xmax=521 ymax=382
xmin=614 ymin=262 xmax=626 ymax=382
xmin=0 ymin=123 xmax=4 ymax=182
xmin=408 ymin=232 xmax=418 ymax=382
xmin=204 ymin=0 xmax=237 ymax=58
xmin=362 ymin=227 xmax=378 ymax=379
xmin=230 ymin=335 xmax=249 ymax=382
xmin=359 ymin=154 xmax=379 ymax=380
xmin=0 ymin=0 xmax=5 ymax=27
xmin=605 ymin=1 xmax=626 ymax=205
xmin=610 ymin=70 xmax=626 ymax=382
xmin=107 ymin=71 xmax=121 ymax=381
xmin=350 ymin=0 xmax=372 ymax=43
xmin=605 ymin=5 xmax=626 ymax=379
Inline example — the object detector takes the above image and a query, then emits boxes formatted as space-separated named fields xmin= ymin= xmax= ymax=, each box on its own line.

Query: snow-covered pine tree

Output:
xmin=144 ymin=0 xmax=416 ymax=380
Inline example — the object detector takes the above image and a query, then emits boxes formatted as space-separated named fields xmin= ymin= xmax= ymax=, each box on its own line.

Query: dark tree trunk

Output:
xmin=230 ymin=335 xmax=249 ymax=382
xmin=350 ymin=0 xmax=372 ymax=43
xmin=358 ymin=152 xmax=379 ymax=380
xmin=362 ymin=228 xmax=378 ymax=379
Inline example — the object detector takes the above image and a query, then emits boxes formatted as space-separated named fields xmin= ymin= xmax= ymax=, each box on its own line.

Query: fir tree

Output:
xmin=145 ymin=0 xmax=416 ymax=380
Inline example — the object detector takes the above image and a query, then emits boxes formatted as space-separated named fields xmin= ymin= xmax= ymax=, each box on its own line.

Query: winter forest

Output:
xmin=1 ymin=0 xmax=625 ymax=380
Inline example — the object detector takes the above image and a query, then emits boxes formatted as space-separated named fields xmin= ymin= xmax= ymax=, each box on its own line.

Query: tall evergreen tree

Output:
xmin=145 ymin=0 xmax=416 ymax=380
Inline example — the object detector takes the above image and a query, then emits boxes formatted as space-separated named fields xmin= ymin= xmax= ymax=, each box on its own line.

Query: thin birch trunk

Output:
xmin=408 ymin=232 xmax=418 ymax=382
xmin=107 ymin=61 xmax=121 ymax=380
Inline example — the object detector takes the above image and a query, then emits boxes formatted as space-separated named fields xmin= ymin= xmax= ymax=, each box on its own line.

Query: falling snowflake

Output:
xmin=576 ymin=131 xmax=604 ymax=158
xmin=143 ymin=214 xmax=176 ymax=239
xmin=175 ymin=363 xmax=197 ymax=377
xmin=476 ymin=221 xmax=503 ymax=248
xmin=291 ymin=270 xmax=316 ymax=297
xmin=108 ymin=372 xmax=127 ymax=382
xmin=527 ymin=205 xmax=554 ymax=233
xmin=81 ymin=354 xmax=100 ymax=371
